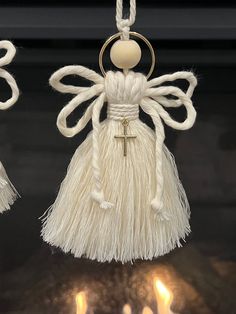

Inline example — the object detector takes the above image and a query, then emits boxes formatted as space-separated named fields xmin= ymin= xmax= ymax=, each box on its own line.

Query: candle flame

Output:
xmin=76 ymin=291 xmax=87 ymax=314
xmin=155 ymin=279 xmax=172 ymax=304
xmin=142 ymin=306 xmax=154 ymax=314
xmin=122 ymin=304 xmax=132 ymax=314
xmin=153 ymin=277 xmax=175 ymax=314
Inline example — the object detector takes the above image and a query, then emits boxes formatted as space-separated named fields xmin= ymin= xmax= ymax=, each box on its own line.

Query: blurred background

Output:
xmin=0 ymin=1 xmax=235 ymax=314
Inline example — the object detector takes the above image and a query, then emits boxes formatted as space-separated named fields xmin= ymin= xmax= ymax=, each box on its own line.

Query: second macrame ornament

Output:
xmin=42 ymin=1 xmax=197 ymax=262
xmin=0 ymin=40 xmax=19 ymax=213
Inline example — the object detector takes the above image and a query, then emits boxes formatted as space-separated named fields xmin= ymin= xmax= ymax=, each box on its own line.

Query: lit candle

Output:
xmin=75 ymin=291 xmax=88 ymax=314
xmin=122 ymin=304 xmax=132 ymax=314
xmin=142 ymin=306 xmax=154 ymax=314
xmin=153 ymin=278 xmax=174 ymax=314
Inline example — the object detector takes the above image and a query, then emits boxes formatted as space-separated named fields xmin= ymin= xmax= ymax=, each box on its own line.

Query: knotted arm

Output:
xmin=141 ymin=98 xmax=169 ymax=221
xmin=50 ymin=65 xmax=112 ymax=208
xmin=141 ymin=72 xmax=197 ymax=220
xmin=91 ymin=92 xmax=114 ymax=209
xmin=0 ymin=41 xmax=19 ymax=110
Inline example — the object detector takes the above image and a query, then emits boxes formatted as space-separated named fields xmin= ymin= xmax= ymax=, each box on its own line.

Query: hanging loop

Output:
xmin=116 ymin=0 xmax=136 ymax=40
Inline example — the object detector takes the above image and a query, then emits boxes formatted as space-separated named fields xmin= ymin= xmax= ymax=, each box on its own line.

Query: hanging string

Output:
xmin=116 ymin=0 xmax=136 ymax=40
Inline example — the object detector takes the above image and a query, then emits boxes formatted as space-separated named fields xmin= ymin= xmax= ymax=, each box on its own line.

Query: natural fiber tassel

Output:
xmin=0 ymin=162 xmax=18 ymax=213
xmin=42 ymin=0 xmax=197 ymax=263
xmin=41 ymin=68 xmax=197 ymax=263
xmin=0 ymin=40 xmax=19 ymax=212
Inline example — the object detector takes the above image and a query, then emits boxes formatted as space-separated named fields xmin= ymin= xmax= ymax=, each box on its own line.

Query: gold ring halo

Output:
xmin=99 ymin=31 xmax=156 ymax=79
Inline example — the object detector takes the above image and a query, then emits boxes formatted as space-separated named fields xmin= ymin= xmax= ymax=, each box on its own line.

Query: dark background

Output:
xmin=0 ymin=0 xmax=235 ymax=283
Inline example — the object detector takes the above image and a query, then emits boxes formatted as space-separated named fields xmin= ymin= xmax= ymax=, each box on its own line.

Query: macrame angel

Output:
xmin=42 ymin=65 xmax=197 ymax=262
xmin=0 ymin=40 xmax=19 ymax=213
xmin=42 ymin=0 xmax=197 ymax=262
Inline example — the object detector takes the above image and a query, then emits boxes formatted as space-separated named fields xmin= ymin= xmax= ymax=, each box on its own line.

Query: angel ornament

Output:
xmin=0 ymin=40 xmax=19 ymax=213
xmin=42 ymin=0 xmax=197 ymax=262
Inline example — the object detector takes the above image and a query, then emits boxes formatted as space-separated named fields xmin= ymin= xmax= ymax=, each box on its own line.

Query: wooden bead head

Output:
xmin=110 ymin=39 xmax=141 ymax=69
xmin=99 ymin=32 xmax=155 ymax=79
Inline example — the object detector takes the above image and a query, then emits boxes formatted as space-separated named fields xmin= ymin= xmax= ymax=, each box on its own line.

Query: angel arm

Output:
xmin=90 ymin=92 xmax=114 ymax=209
xmin=140 ymin=77 xmax=197 ymax=219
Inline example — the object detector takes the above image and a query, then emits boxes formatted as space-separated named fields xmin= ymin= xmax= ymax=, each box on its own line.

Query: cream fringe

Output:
xmin=42 ymin=119 xmax=190 ymax=263
xmin=0 ymin=162 xmax=18 ymax=213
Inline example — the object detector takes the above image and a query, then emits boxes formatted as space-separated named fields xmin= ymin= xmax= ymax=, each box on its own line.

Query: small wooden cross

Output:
xmin=114 ymin=118 xmax=136 ymax=156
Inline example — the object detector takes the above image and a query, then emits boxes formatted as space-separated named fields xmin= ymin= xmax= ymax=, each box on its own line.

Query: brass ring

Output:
xmin=99 ymin=31 xmax=156 ymax=79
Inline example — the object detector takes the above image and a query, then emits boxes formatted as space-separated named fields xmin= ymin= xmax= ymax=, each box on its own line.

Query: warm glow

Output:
xmin=122 ymin=304 xmax=132 ymax=314
xmin=154 ymin=278 xmax=174 ymax=314
xmin=154 ymin=279 xmax=172 ymax=305
xmin=142 ymin=306 xmax=154 ymax=314
xmin=76 ymin=291 xmax=88 ymax=314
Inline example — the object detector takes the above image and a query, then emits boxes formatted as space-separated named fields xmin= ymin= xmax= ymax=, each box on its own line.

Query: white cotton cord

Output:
xmin=141 ymin=98 xmax=170 ymax=221
xmin=56 ymin=84 xmax=103 ymax=137
xmin=142 ymin=73 xmax=197 ymax=219
xmin=43 ymin=69 xmax=197 ymax=261
xmin=145 ymin=85 xmax=196 ymax=130
xmin=50 ymin=67 xmax=197 ymax=220
xmin=49 ymin=65 xmax=104 ymax=94
xmin=147 ymin=71 xmax=197 ymax=106
xmin=116 ymin=0 xmax=136 ymax=40
xmin=107 ymin=103 xmax=139 ymax=120
xmin=0 ymin=161 xmax=19 ymax=213
xmin=0 ymin=41 xmax=16 ymax=67
xmin=0 ymin=41 xmax=19 ymax=110
xmin=50 ymin=65 xmax=105 ymax=137
xmin=91 ymin=92 xmax=114 ymax=209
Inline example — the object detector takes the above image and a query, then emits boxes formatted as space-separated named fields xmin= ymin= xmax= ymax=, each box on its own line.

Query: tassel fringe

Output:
xmin=0 ymin=162 xmax=18 ymax=213
xmin=42 ymin=120 xmax=191 ymax=263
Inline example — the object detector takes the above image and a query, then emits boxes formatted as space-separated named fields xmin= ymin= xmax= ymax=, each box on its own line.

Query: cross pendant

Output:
xmin=114 ymin=118 xmax=137 ymax=157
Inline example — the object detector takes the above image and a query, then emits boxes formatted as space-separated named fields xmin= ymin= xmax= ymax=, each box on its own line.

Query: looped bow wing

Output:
xmin=0 ymin=40 xmax=19 ymax=110
xmin=0 ymin=41 xmax=16 ymax=67
xmin=49 ymin=65 xmax=104 ymax=137
xmin=144 ymin=71 xmax=197 ymax=130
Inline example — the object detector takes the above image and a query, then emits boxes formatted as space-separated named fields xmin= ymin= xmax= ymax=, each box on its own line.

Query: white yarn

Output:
xmin=48 ymin=66 xmax=196 ymax=218
xmin=42 ymin=118 xmax=191 ymax=262
xmin=0 ymin=40 xmax=19 ymax=110
xmin=0 ymin=41 xmax=19 ymax=213
xmin=91 ymin=92 xmax=114 ymax=209
xmin=116 ymin=0 xmax=136 ymax=40
xmin=107 ymin=103 xmax=139 ymax=120
xmin=41 ymin=1 xmax=198 ymax=263
xmin=0 ymin=162 xmax=18 ymax=213
xmin=42 ymin=67 xmax=197 ymax=262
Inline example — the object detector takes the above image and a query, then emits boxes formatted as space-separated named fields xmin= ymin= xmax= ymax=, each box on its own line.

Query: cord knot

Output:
xmin=91 ymin=190 xmax=114 ymax=209
xmin=151 ymin=198 xmax=171 ymax=221
xmin=116 ymin=0 xmax=136 ymax=40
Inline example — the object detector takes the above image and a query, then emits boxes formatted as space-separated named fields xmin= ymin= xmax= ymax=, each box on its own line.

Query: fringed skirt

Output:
xmin=0 ymin=161 xmax=18 ymax=213
xmin=41 ymin=119 xmax=190 ymax=263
